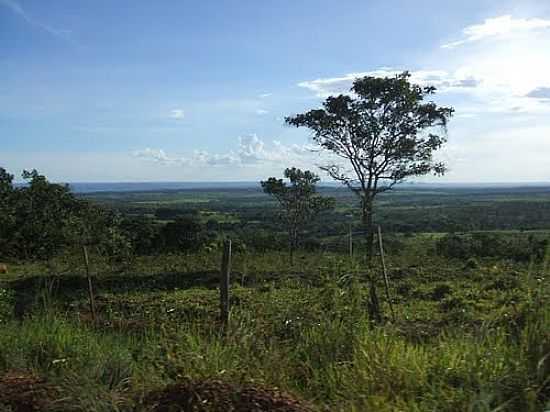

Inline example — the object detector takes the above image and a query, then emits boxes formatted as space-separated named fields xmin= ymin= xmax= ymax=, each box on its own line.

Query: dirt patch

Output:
xmin=142 ymin=379 xmax=314 ymax=412
xmin=0 ymin=370 xmax=59 ymax=412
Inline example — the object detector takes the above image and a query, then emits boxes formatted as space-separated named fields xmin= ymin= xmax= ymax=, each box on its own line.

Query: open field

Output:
xmin=1 ymin=236 xmax=550 ymax=411
xmin=1 ymin=185 xmax=550 ymax=411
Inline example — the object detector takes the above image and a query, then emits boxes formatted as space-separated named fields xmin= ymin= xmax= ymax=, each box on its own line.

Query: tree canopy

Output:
xmin=261 ymin=167 xmax=334 ymax=262
xmin=286 ymin=72 xmax=453 ymax=196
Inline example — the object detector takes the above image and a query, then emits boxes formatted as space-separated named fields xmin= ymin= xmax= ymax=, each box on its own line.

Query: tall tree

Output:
xmin=286 ymin=72 xmax=453 ymax=321
xmin=261 ymin=167 xmax=334 ymax=263
xmin=286 ymin=72 xmax=453 ymax=261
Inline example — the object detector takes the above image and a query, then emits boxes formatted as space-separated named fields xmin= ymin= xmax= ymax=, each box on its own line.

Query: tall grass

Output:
xmin=1 ymin=250 xmax=549 ymax=411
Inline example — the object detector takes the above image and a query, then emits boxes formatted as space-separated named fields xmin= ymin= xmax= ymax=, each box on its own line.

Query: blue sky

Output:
xmin=1 ymin=0 xmax=550 ymax=182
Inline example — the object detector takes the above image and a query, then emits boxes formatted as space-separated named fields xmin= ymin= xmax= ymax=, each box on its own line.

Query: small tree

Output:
xmin=161 ymin=216 xmax=205 ymax=252
xmin=10 ymin=169 xmax=81 ymax=260
xmin=286 ymin=72 xmax=453 ymax=321
xmin=0 ymin=168 xmax=16 ymax=256
xmin=0 ymin=167 xmax=134 ymax=265
xmin=261 ymin=167 xmax=334 ymax=263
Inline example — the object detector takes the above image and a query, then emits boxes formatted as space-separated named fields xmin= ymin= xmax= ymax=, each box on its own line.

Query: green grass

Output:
xmin=1 ymin=246 xmax=549 ymax=411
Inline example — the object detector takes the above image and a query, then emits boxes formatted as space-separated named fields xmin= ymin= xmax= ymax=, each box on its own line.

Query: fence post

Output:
xmin=377 ymin=225 xmax=395 ymax=321
xmin=82 ymin=245 xmax=96 ymax=323
xmin=349 ymin=222 xmax=353 ymax=262
xmin=220 ymin=239 xmax=232 ymax=327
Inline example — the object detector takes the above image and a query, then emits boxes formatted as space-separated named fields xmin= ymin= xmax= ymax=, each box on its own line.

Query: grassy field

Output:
xmin=1 ymin=239 xmax=549 ymax=411
xmin=1 ymin=185 xmax=550 ymax=411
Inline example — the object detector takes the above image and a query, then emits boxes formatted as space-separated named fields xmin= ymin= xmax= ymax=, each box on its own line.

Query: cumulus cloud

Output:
xmin=169 ymin=109 xmax=185 ymax=120
xmin=133 ymin=148 xmax=175 ymax=164
xmin=255 ymin=109 xmax=269 ymax=115
xmin=298 ymin=69 xmax=482 ymax=98
xmin=237 ymin=135 xmax=265 ymax=163
xmin=297 ymin=13 xmax=550 ymax=116
xmin=442 ymin=15 xmax=550 ymax=49
xmin=133 ymin=135 xmax=319 ymax=169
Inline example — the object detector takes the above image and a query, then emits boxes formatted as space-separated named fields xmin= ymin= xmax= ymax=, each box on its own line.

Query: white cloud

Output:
xmin=169 ymin=109 xmax=185 ymax=120
xmin=291 ymin=14 xmax=550 ymax=183
xmin=258 ymin=93 xmax=272 ymax=98
xmin=442 ymin=15 xmax=550 ymax=49
xmin=133 ymin=148 xmax=174 ymax=164
xmin=192 ymin=150 xmax=239 ymax=166
xmin=255 ymin=109 xmax=269 ymax=115
xmin=133 ymin=135 xmax=319 ymax=169
xmin=297 ymin=14 xmax=550 ymax=115
xmin=437 ymin=125 xmax=550 ymax=182
xmin=298 ymin=69 xmax=482 ymax=98
xmin=237 ymin=134 xmax=265 ymax=164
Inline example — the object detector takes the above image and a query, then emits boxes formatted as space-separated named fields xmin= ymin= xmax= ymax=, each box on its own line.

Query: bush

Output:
xmin=430 ymin=283 xmax=453 ymax=301
xmin=0 ymin=288 xmax=14 ymax=324
xmin=436 ymin=233 xmax=550 ymax=262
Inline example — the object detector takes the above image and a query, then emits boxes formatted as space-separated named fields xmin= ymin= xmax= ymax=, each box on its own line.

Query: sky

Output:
xmin=1 ymin=0 xmax=550 ymax=183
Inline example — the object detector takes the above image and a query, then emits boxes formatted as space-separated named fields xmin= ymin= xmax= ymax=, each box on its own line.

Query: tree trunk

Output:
xmin=288 ymin=228 xmax=294 ymax=265
xmin=362 ymin=197 xmax=382 ymax=323
xmin=364 ymin=204 xmax=375 ymax=265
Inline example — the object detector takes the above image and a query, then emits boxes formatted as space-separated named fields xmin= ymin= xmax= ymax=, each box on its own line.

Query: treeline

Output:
xmin=89 ymin=188 xmax=550 ymax=240
xmin=0 ymin=168 xmax=133 ymax=261
xmin=376 ymin=202 xmax=550 ymax=234
xmin=0 ymin=169 xmax=217 ymax=262
xmin=2 ymin=167 xmax=550 ymax=265
xmin=436 ymin=232 xmax=549 ymax=262
xmin=0 ymin=168 xmax=289 ymax=262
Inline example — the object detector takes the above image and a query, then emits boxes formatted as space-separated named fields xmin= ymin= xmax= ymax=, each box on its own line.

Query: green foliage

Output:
xmin=1 ymin=258 xmax=549 ymax=411
xmin=286 ymin=71 xmax=454 ymax=266
xmin=0 ymin=287 xmax=14 ymax=324
xmin=120 ymin=216 xmax=159 ymax=255
xmin=286 ymin=72 xmax=453 ymax=194
xmin=261 ymin=168 xmax=334 ymax=260
xmin=285 ymin=73 xmax=454 ymax=322
xmin=160 ymin=216 xmax=207 ymax=252
xmin=0 ymin=169 xmax=81 ymax=260
xmin=0 ymin=314 xmax=145 ymax=411
xmin=0 ymin=169 xmax=16 ymax=250
xmin=155 ymin=207 xmax=199 ymax=220
xmin=436 ymin=232 xmax=549 ymax=262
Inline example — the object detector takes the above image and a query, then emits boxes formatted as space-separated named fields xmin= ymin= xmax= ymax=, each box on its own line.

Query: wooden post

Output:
xmin=349 ymin=222 xmax=353 ymax=261
xmin=220 ymin=240 xmax=231 ymax=327
xmin=377 ymin=225 xmax=395 ymax=321
xmin=82 ymin=245 xmax=96 ymax=323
